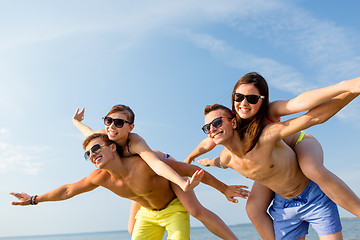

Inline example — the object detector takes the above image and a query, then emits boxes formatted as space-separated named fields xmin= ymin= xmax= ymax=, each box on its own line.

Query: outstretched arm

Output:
xmin=268 ymin=77 xmax=360 ymax=121
xmin=73 ymin=108 xmax=97 ymax=137
xmin=162 ymin=158 xmax=249 ymax=202
xmin=10 ymin=175 xmax=98 ymax=206
xmin=130 ymin=134 xmax=201 ymax=192
xmin=273 ymin=92 xmax=358 ymax=141
xmin=198 ymin=149 xmax=231 ymax=169
xmin=185 ymin=137 xmax=217 ymax=164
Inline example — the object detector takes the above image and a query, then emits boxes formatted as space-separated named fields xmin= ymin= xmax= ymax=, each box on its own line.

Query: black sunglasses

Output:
xmin=84 ymin=144 xmax=104 ymax=160
xmin=103 ymin=116 xmax=133 ymax=128
xmin=202 ymin=117 xmax=233 ymax=134
xmin=233 ymin=93 xmax=265 ymax=104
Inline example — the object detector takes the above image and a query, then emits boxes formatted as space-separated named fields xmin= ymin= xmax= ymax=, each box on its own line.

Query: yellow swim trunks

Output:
xmin=132 ymin=198 xmax=190 ymax=240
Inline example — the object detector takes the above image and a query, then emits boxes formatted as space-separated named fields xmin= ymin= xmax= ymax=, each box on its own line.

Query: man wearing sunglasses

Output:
xmin=10 ymin=133 xmax=249 ymax=240
xmin=195 ymin=89 xmax=359 ymax=240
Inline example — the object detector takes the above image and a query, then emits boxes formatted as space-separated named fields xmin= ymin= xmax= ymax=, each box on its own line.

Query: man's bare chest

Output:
xmin=102 ymin=175 xmax=159 ymax=199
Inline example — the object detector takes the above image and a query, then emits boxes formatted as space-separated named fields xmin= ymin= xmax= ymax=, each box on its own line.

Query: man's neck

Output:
xmin=104 ymin=155 xmax=129 ymax=179
xmin=222 ymin=131 xmax=245 ymax=157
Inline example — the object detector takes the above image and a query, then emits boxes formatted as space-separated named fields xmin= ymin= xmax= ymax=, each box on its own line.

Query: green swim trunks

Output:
xmin=132 ymin=198 xmax=190 ymax=240
xmin=295 ymin=131 xmax=306 ymax=145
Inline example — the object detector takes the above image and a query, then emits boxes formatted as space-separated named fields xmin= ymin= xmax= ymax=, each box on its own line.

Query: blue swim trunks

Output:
xmin=269 ymin=181 xmax=342 ymax=240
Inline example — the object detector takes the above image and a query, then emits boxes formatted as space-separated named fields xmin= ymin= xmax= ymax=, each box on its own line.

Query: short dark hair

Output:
xmin=204 ymin=104 xmax=234 ymax=118
xmin=82 ymin=133 xmax=114 ymax=150
xmin=82 ymin=133 xmax=124 ymax=156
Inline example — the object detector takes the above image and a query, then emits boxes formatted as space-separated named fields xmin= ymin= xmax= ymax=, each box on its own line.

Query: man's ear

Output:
xmin=110 ymin=143 xmax=117 ymax=152
xmin=231 ymin=118 xmax=237 ymax=129
xmin=129 ymin=123 xmax=135 ymax=132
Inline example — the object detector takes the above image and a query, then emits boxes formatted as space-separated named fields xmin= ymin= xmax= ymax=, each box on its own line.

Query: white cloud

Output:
xmin=175 ymin=29 xmax=316 ymax=94
xmin=0 ymin=0 xmax=289 ymax=52
xmin=169 ymin=0 xmax=360 ymax=92
xmin=226 ymin=1 xmax=360 ymax=82
xmin=0 ymin=128 xmax=9 ymax=136
xmin=0 ymin=142 xmax=47 ymax=175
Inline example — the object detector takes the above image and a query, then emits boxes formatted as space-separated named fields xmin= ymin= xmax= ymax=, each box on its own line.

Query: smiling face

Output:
xmin=85 ymin=137 xmax=115 ymax=169
xmin=204 ymin=109 xmax=236 ymax=145
xmin=233 ymin=83 xmax=263 ymax=120
xmin=105 ymin=112 xmax=134 ymax=144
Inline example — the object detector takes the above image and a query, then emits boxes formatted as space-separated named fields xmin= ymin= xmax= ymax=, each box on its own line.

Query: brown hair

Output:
xmin=82 ymin=133 xmax=123 ymax=155
xmin=105 ymin=104 xmax=135 ymax=124
xmin=204 ymin=104 xmax=235 ymax=118
xmin=231 ymin=72 xmax=269 ymax=153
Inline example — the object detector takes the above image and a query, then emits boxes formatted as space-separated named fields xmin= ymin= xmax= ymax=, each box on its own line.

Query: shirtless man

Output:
xmin=198 ymin=91 xmax=358 ymax=239
xmin=10 ymin=133 xmax=248 ymax=240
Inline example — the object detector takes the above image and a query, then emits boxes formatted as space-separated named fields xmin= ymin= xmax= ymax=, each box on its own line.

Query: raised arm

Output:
xmin=11 ymin=174 xmax=99 ymax=206
xmin=73 ymin=108 xmax=96 ymax=137
xmin=130 ymin=134 xmax=200 ymax=192
xmin=268 ymin=77 xmax=360 ymax=121
xmin=185 ymin=137 xmax=217 ymax=164
xmin=162 ymin=158 xmax=249 ymax=202
xmin=272 ymin=92 xmax=358 ymax=141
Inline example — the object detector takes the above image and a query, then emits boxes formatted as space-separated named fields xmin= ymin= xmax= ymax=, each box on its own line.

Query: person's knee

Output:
xmin=246 ymin=198 xmax=263 ymax=220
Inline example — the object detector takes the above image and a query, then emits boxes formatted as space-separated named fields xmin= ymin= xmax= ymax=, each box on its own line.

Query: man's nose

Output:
xmin=90 ymin=151 xmax=98 ymax=160
xmin=210 ymin=124 xmax=217 ymax=132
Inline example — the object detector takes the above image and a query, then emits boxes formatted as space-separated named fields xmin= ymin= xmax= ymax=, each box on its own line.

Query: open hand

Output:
xmin=10 ymin=192 xmax=32 ymax=206
xmin=73 ymin=108 xmax=85 ymax=123
xmin=183 ymin=169 xmax=204 ymax=192
xmin=224 ymin=185 xmax=249 ymax=203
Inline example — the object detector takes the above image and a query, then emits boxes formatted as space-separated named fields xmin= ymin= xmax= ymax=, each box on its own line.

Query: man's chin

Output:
xmin=212 ymin=137 xmax=223 ymax=145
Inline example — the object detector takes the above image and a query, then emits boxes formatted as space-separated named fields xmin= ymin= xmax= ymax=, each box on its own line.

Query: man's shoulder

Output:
xmin=220 ymin=148 xmax=231 ymax=160
xmin=88 ymin=169 xmax=110 ymax=182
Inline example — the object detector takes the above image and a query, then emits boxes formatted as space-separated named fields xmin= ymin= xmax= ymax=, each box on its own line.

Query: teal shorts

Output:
xmin=269 ymin=181 xmax=342 ymax=240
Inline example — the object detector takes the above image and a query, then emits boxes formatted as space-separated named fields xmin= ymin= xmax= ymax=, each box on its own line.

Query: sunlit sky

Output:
xmin=1 ymin=0 xmax=360 ymax=237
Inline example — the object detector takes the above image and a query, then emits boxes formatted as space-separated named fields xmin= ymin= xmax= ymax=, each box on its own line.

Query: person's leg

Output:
xmin=295 ymin=134 xmax=360 ymax=217
xmin=171 ymin=182 xmax=238 ymax=240
xmin=318 ymin=231 xmax=343 ymax=240
xmin=246 ymin=182 xmax=275 ymax=240
xmin=300 ymin=181 xmax=343 ymax=240
xmin=157 ymin=198 xmax=190 ymax=240
xmin=131 ymin=207 xmax=165 ymax=240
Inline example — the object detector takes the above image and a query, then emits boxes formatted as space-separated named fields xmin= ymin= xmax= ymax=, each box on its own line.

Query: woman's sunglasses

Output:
xmin=84 ymin=144 xmax=104 ymax=160
xmin=233 ymin=93 xmax=265 ymax=104
xmin=202 ymin=117 xmax=233 ymax=134
xmin=103 ymin=116 xmax=133 ymax=128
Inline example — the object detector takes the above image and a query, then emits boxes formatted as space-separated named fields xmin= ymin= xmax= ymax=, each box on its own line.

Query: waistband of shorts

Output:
xmin=141 ymin=198 xmax=180 ymax=212
xmin=274 ymin=180 xmax=315 ymax=203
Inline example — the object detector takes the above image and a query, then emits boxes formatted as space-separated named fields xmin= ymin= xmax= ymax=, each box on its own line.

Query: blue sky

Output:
xmin=1 ymin=0 xmax=360 ymax=237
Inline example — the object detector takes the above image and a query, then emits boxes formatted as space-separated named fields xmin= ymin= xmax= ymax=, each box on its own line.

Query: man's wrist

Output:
xmin=30 ymin=195 xmax=38 ymax=205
